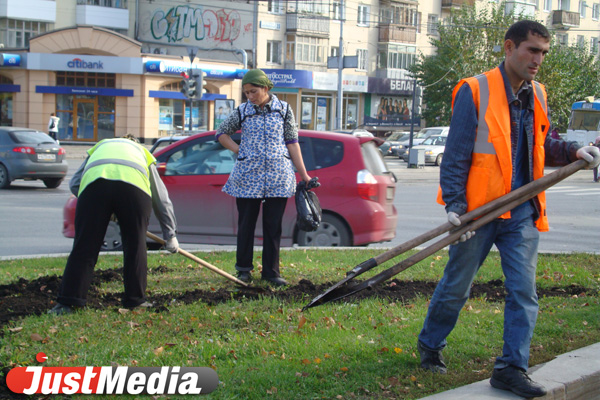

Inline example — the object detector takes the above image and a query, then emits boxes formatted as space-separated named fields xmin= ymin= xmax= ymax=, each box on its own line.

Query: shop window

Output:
xmin=301 ymin=93 xmax=332 ymax=131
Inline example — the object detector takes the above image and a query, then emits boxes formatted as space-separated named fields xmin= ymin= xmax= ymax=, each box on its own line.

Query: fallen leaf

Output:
xmin=8 ymin=327 xmax=23 ymax=333
xmin=301 ymin=359 xmax=311 ymax=365
xmin=394 ymin=347 xmax=403 ymax=354
xmin=410 ymin=375 xmax=417 ymax=382
xmin=314 ymin=358 xmax=321 ymax=364
xmin=118 ymin=308 xmax=130 ymax=314
xmin=153 ymin=347 xmax=164 ymax=356
xmin=340 ymin=367 xmax=349 ymax=372
xmin=30 ymin=333 xmax=43 ymax=342
xmin=78 ymin=336 xmax=88 ymax=343
xmin=298 ymin=316 xmax=307 ymax=330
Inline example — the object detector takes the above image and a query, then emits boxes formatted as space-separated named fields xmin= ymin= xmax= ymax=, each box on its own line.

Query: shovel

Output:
xmin=146 ymin=231 xmax=271 ymax=293
xmin=303 ymin=159 xmax=588 ymax=310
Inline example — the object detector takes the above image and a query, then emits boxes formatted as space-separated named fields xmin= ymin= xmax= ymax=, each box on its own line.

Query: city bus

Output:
xmin=566 ymin=98 xmax=600 ymax=146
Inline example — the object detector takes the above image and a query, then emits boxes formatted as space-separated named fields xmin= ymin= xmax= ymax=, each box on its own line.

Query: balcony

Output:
xmin=441 ymin=0 xmax=475 ymax=8
xmin=0 ymin=0 xmax=56 ymax=22
xmin=76 ymin=4 xmax=130 ymax=30
xmin=504 ymin=1 xmax=536 ymax=18
xmin=379 ymin=24 xmax=417 ymax=43
xmin=552 ymin=10 xmax=580 ymax=29
xmin=286 ymin=13 xmax=330 ymax=37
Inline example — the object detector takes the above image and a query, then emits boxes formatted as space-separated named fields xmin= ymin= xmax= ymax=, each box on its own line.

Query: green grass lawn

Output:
xmin=1 ymin=249 xmax=599 ymax=399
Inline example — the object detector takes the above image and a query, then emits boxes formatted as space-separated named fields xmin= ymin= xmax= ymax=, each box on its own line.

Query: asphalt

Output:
xmin=33 ymin=143 xmax=600 ymax=399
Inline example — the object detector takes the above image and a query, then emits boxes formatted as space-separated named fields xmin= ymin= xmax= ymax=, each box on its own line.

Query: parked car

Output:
xmin=406 ymin=135 xmax=447 ymax=166
xmin=384 ymin=131 xmax=410 ymax=157
xmin=0 ymin=127 xmax=68 ymax=189
xmin=149 ymin=135 xmax=189 ymax=154
xmin=397 ymin=126 xmax=449 ymax=161
xmin=63 ymin=130 xmax=398 ymax=250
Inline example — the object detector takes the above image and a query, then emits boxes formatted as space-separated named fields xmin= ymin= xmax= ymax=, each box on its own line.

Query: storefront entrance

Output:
xmin=74 ymin=97 xmax=96 ymax=141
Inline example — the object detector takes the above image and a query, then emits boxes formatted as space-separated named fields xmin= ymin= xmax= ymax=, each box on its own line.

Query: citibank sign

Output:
xmin=67 ymin=58 xmax=104 ymax=70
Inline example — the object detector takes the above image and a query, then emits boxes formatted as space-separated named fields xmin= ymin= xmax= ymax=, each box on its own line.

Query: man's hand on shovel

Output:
xmin=447 ymin=211 xmax=475 ymax=244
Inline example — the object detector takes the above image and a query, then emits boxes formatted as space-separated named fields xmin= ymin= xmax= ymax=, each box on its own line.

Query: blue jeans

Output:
xmin=418 ymin=202 xmax=540 ymax=371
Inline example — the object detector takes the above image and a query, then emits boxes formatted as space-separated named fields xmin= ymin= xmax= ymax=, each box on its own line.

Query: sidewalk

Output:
xmin=420 ymin=342 xmax=600 ymax=400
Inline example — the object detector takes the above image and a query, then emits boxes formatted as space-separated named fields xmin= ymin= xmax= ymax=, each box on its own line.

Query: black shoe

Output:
xmin=262 ymin=276 xmax=288 ymax=287
xmin=48 ymin=303 xmax=75 ymax=315
xmin=490 ymin=366 xmax=547 ymax=398
xmin=237 ymin=271 xmax=252 ymax=283
xmin=417 ymin=341 xmax=447 ymax=374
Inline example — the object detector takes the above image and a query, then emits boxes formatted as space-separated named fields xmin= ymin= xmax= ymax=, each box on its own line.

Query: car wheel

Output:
xmin=0 ymin=164 xmax=11 ymax=189
xmin=101 ymin=220 xmax=123 ymax=251
xmin=43 ymin=177 xmax=64 ymax=189
xmin=296 ymin=214 xmax=351 ymax=247
xmin=435 ymin=153 xmax=443 ymax=166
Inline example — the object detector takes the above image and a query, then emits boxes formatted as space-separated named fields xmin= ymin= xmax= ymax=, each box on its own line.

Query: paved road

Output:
xmin=0 ymin=144 xmax=598 ymax=258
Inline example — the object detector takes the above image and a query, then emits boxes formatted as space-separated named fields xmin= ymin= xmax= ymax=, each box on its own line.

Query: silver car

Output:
xmin=0 ymin=127 xmax=68 ymax=188
xmin=408 ymin=135 xmax=447 ymax=166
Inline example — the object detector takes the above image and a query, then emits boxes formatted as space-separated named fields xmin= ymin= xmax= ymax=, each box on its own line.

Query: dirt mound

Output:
xmin=0 ymin=268 xmax=593 ymax=326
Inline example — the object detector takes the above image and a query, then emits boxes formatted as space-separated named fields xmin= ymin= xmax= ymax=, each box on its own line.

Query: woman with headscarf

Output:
xmin=216 ymin=69 xmax=312 ymax=286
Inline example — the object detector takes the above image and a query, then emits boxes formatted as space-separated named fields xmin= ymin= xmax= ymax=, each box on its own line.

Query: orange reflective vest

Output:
xmin=437 ymin=67 xmax=550 ymax=231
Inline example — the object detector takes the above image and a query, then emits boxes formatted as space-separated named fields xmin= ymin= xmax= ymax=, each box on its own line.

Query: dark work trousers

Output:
xmin=57 ymin=178 xmax=152 ymax=308
xmin=235 ymin=197 xmax=287 ymax=279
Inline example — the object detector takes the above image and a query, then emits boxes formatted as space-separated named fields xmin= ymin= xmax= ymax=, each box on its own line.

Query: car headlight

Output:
xmin=425 ymin=150 xmax=433 ymax=155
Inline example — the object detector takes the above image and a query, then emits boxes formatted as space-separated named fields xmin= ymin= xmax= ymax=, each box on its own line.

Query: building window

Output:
xmin=267 ymin=0 xmax=283 ymax=14
xmin=76 ymin=0 xmax=128 ymax=9
xmin=556 ymin=33 xmax=569 ymax=46
xmin=577 ymin=35 xmax=585 ymax=47
xmin=332 ymin=1 xmax=343 ymax=21
xmin=56 ymin=72 xmax=116 ymax=88
xmin=380 ymin=3 xmax=418 ymax=26
xmin=591 ymin=37 xmax=599 ymax=53
xmin=286 ymin=35 xmax=325 ymax=64
xmin=267 ymin=40 xmax=282 ymax=64
xmin=0 ymin=18 xmax=48 ymax=48
xmin=593 ymin=3 xmax=600 ymax=19
xmin=558 ymin=0 xmax=570 ymax=9
xmin=580 ymin=1 xmax=587 ymax=17
xmin=331 ymin=46 xmax=339 ymax=58
xmin=544 ymin=0 xmax=552 ymax=11
xmin=427 ymin=14 xmax=439 ymax=35
xmin=357 ymin=5 xmax=370 ymax=26
xmin=378 ymin=44 xmax=417 ymax=70
xmin=357 ymin=49 xmax=368 ymax=71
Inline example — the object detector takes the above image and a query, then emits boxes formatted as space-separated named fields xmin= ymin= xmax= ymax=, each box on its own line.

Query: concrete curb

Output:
xmin=419 ymin=342 xmax=600 ymax=400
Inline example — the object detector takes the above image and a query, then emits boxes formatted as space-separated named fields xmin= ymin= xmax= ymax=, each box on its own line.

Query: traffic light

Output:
xmin=190 ymin=69 xmax=206 ymax=100
xmin=180 ymin=71 xmax=192 ymax=98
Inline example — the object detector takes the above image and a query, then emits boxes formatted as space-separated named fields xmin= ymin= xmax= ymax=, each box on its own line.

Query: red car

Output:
xmin=63 ymin=130 xmax=398 ymax=250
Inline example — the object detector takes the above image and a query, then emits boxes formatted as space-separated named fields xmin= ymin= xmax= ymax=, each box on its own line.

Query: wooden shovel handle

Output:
xmin=145 ymin=231 xmax=249 ymax=287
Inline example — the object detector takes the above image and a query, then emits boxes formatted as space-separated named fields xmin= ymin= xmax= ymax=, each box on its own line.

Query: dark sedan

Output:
xmin=0 ymin=127 xmax=68 ymax=188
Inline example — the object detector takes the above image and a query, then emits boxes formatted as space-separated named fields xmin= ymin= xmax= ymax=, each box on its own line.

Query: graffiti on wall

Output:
xmin=151 ymin=6 xmax=242 ymax=43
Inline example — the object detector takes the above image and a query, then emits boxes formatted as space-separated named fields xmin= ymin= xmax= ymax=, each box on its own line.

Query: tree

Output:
xmin=410 ymin=4 xmax=600 ymax=131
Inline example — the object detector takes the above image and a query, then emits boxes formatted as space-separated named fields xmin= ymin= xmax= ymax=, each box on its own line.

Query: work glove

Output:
xmin=165 ymin=237 xmax=179 ymax=253
xmin=576 ymin=146 xmax=600 ymax=169
xmin=447 ymin=211 xmax=475 ymax=244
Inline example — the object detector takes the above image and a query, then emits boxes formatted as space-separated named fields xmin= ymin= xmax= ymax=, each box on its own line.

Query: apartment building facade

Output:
xmin=0 ymin=0 xmax=599 ymax=142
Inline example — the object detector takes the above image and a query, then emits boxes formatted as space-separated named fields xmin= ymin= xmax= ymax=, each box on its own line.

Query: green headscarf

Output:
xmin=242 ymin=69 xmax=274 ymax=90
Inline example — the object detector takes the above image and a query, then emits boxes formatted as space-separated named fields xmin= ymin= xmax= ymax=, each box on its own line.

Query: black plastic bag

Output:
xmin=295 ymin=177 xmax=321 ymax=232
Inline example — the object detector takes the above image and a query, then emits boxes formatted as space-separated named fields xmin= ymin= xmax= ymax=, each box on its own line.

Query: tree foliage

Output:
xmin=410 ymin=4 xmax=600 ymax=131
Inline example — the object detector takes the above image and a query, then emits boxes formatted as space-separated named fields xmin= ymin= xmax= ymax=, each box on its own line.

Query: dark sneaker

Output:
xmin=417 ymin=341 xmax=447 ymax=374
xmin=490 ymin=366 xmax=547 ymax=398
xmin=237 ymin=271 xmax=252 ymax=283
xmin=48 ymin=303 xmax=75 ymax=315
xmin=262 ymin=276 xmax=288 ymax=287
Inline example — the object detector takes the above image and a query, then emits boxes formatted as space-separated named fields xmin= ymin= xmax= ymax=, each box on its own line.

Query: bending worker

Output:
xmin=416 ymin=20 xmax=600 ymax=399
xmin=49 ymin=135 xmax=179 ymax=315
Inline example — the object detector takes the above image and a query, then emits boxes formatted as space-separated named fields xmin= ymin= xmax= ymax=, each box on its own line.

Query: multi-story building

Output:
xmin=0 ymin=0 xmax=598 ymax=142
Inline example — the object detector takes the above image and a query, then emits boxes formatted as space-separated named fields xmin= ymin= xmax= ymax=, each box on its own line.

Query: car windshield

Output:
xmin=422 ymin=136 xmax=446 ymax=146
xmin=387 ymin=132 xmax=407 ymax=141
xmin=9 ymin=130 xmax=55 ymax=144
